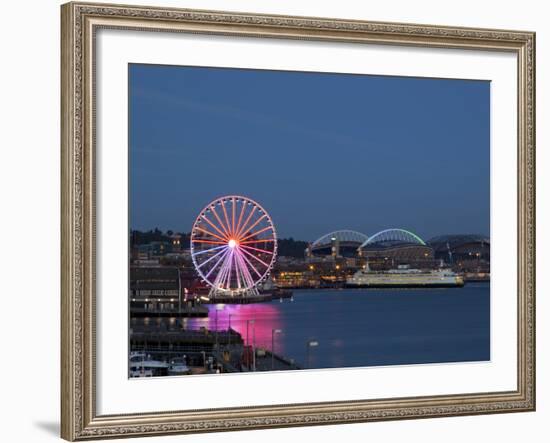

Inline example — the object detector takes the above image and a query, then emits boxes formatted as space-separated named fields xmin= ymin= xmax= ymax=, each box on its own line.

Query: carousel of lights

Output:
xmin=190 ymin=195 xmax=278 ymax=298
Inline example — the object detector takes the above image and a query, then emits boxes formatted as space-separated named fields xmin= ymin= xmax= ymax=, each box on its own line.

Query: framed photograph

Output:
xmin=61 ymin=2 xmax=535 ymax=440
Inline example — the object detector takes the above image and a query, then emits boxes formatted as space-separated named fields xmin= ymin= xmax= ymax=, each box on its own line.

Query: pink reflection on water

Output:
xmin=186 ymin=303 xmax=284 ymax=352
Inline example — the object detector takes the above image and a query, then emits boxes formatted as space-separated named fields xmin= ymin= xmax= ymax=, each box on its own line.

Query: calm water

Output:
xmin=186 ymin=283 xmax=490 ymax=370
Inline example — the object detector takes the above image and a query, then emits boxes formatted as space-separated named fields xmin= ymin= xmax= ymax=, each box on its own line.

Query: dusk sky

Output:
xmin=129 ymin=64 xmax=490 ymax=242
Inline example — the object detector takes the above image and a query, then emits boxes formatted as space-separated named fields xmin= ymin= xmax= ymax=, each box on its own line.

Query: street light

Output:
xmin=252 ymin=321 xmax=257 ymax=372
xmin=306 ymin=340 xmax=319 ymax=369
xmin=246 ymin=319 xmax=255 ymax=368
xmin=214 ymin=305 xmax=224 ymax=349
xmin=228 ymin=313 xmax=232 ymax=347
xmin=271 ymin=329 xmax=282 ymax=370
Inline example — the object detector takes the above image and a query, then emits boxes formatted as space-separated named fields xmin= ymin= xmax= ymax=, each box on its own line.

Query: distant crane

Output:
xmin=446 ymin=241 xmax=453 ymax=264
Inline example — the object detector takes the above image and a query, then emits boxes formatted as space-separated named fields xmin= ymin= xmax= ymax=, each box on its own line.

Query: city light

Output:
xmin=272 ymin=329 xmax=282 ymax=370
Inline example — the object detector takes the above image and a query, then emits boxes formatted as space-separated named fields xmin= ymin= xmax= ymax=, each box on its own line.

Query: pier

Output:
xmin=130 ymin=305 xmax=208 ymax=317
xmin=130 ymin=328 xmax=243 ymax=348
xmin=130 ymin=327 xmax=301 ymax=376
xmin=203 ymin=289 xmax=293 ymax=304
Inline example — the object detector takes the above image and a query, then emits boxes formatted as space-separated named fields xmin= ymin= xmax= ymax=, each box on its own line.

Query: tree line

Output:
xmin=130 ymin=229 xmax=309 ymax=258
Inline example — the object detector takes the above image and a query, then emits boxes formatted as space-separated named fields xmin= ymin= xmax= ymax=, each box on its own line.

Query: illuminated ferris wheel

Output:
xmin=190 ymin=195 xmax=277 ymax=297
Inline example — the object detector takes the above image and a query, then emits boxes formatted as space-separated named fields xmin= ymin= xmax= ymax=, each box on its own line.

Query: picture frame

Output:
xmin=60 ymin=1 xmax=536 ymax=440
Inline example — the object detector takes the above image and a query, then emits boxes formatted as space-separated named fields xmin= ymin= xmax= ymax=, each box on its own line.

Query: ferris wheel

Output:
xmin=190 ymin=195 xmax=277 ymax=297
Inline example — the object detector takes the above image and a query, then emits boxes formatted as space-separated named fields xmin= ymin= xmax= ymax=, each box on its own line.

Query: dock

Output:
xmin=130 ymin=327 xmax=301 ymax=375
xmin=203 ymin=289 xmax=293 ymax=304
xmin=130 ymin=305 xmax=208 ymax=317
xmin=130 ymin=328 xmax=243 ymax=348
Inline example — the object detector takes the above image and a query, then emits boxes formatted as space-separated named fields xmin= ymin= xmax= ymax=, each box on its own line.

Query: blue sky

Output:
xmin=129 ymin=64 xmax=490 ymax=242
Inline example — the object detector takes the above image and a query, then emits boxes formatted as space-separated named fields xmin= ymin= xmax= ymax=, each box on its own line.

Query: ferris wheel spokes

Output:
xmin=240 ymin=238 xmax=275 ymax=244
xmin=192 ymin=244 xmax=227 ymax=256
xmin=220 ymin=199 xmax=232 ymax=235
xmin=209 ymin=205 xmax=231 ymax=238
xmin=193 ymin=226 xmax=227 ymax=242
xmin=238 ymin=213 xmax=267 ymax=238
xmin=200 ymin=213 xmax=229 ymax=240
xmin=239 ymin=246 xmax=271 ymax=268
xmin=195 ymin=246 xmax=228 ymax=269
xmin=240 ymin=244 xmax=275 ymax=255
xmin=203 ymin=248 xmax=231 ymax=280
xmin=235 ymin=206 xmax=257 ymax=239
xmin=231 ymin=197 xmax=236 ymax=235
xmin=239 ymin=225 xmax=272 ymax=242
xmin=235 ymin=199 xmax=247 ymax=238
xmin=238 ymin=249 xmax=264 ymax=279
xmin=236 ymin=251 xmax=256 ymax=287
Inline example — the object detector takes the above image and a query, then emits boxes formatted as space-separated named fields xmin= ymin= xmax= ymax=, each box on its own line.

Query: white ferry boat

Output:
xmin=346 ymin=265 xmax=464 ymax=288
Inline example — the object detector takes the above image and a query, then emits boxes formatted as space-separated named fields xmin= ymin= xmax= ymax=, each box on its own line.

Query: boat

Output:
xmin=129 ymin=351 xmax=169 ymax=377
xmin=168 ymin=357 xmax=191 ymax=376
xmin=260 ymin=277 xmax=294 ymax=299
xmin=346 ymin=264 xmax=464 ymax=288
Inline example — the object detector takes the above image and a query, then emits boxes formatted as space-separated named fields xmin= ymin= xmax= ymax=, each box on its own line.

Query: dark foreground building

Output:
xmin=130 ymin=267 xmax=181 ymax=310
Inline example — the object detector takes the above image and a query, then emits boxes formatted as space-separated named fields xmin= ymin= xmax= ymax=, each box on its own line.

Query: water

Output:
xmin=186 ymin=283 xmax=490 ymax=370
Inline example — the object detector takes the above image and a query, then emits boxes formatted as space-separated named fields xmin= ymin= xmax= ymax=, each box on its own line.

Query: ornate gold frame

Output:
xmin=61 ymin=2 xmax=536 ymax=440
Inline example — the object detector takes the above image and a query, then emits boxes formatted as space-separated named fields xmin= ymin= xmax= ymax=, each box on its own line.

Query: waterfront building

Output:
xmin=130 ymin=266 xmax=181 ymax=310
xmin=427 ymin=234 xmax=490 ymax=263
xmin=359 ymin=244 xmax=436 ymax=269
xmin=357 ymin=229 xmax=436 ymax=270
xmin=306 ymin=230 xmax=369 ymax=260
xmin=132 ymin=256 xmax=161 ymax=267
xmin=170 ymin=233 xmax=183 ymax=252
xmin=273 ymin=271 xmax=315 ymax=288
xmin=273 ymin=258 xmax=355 ymax=288
xmin=427 ymin=234 xmax=490 ymax=277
